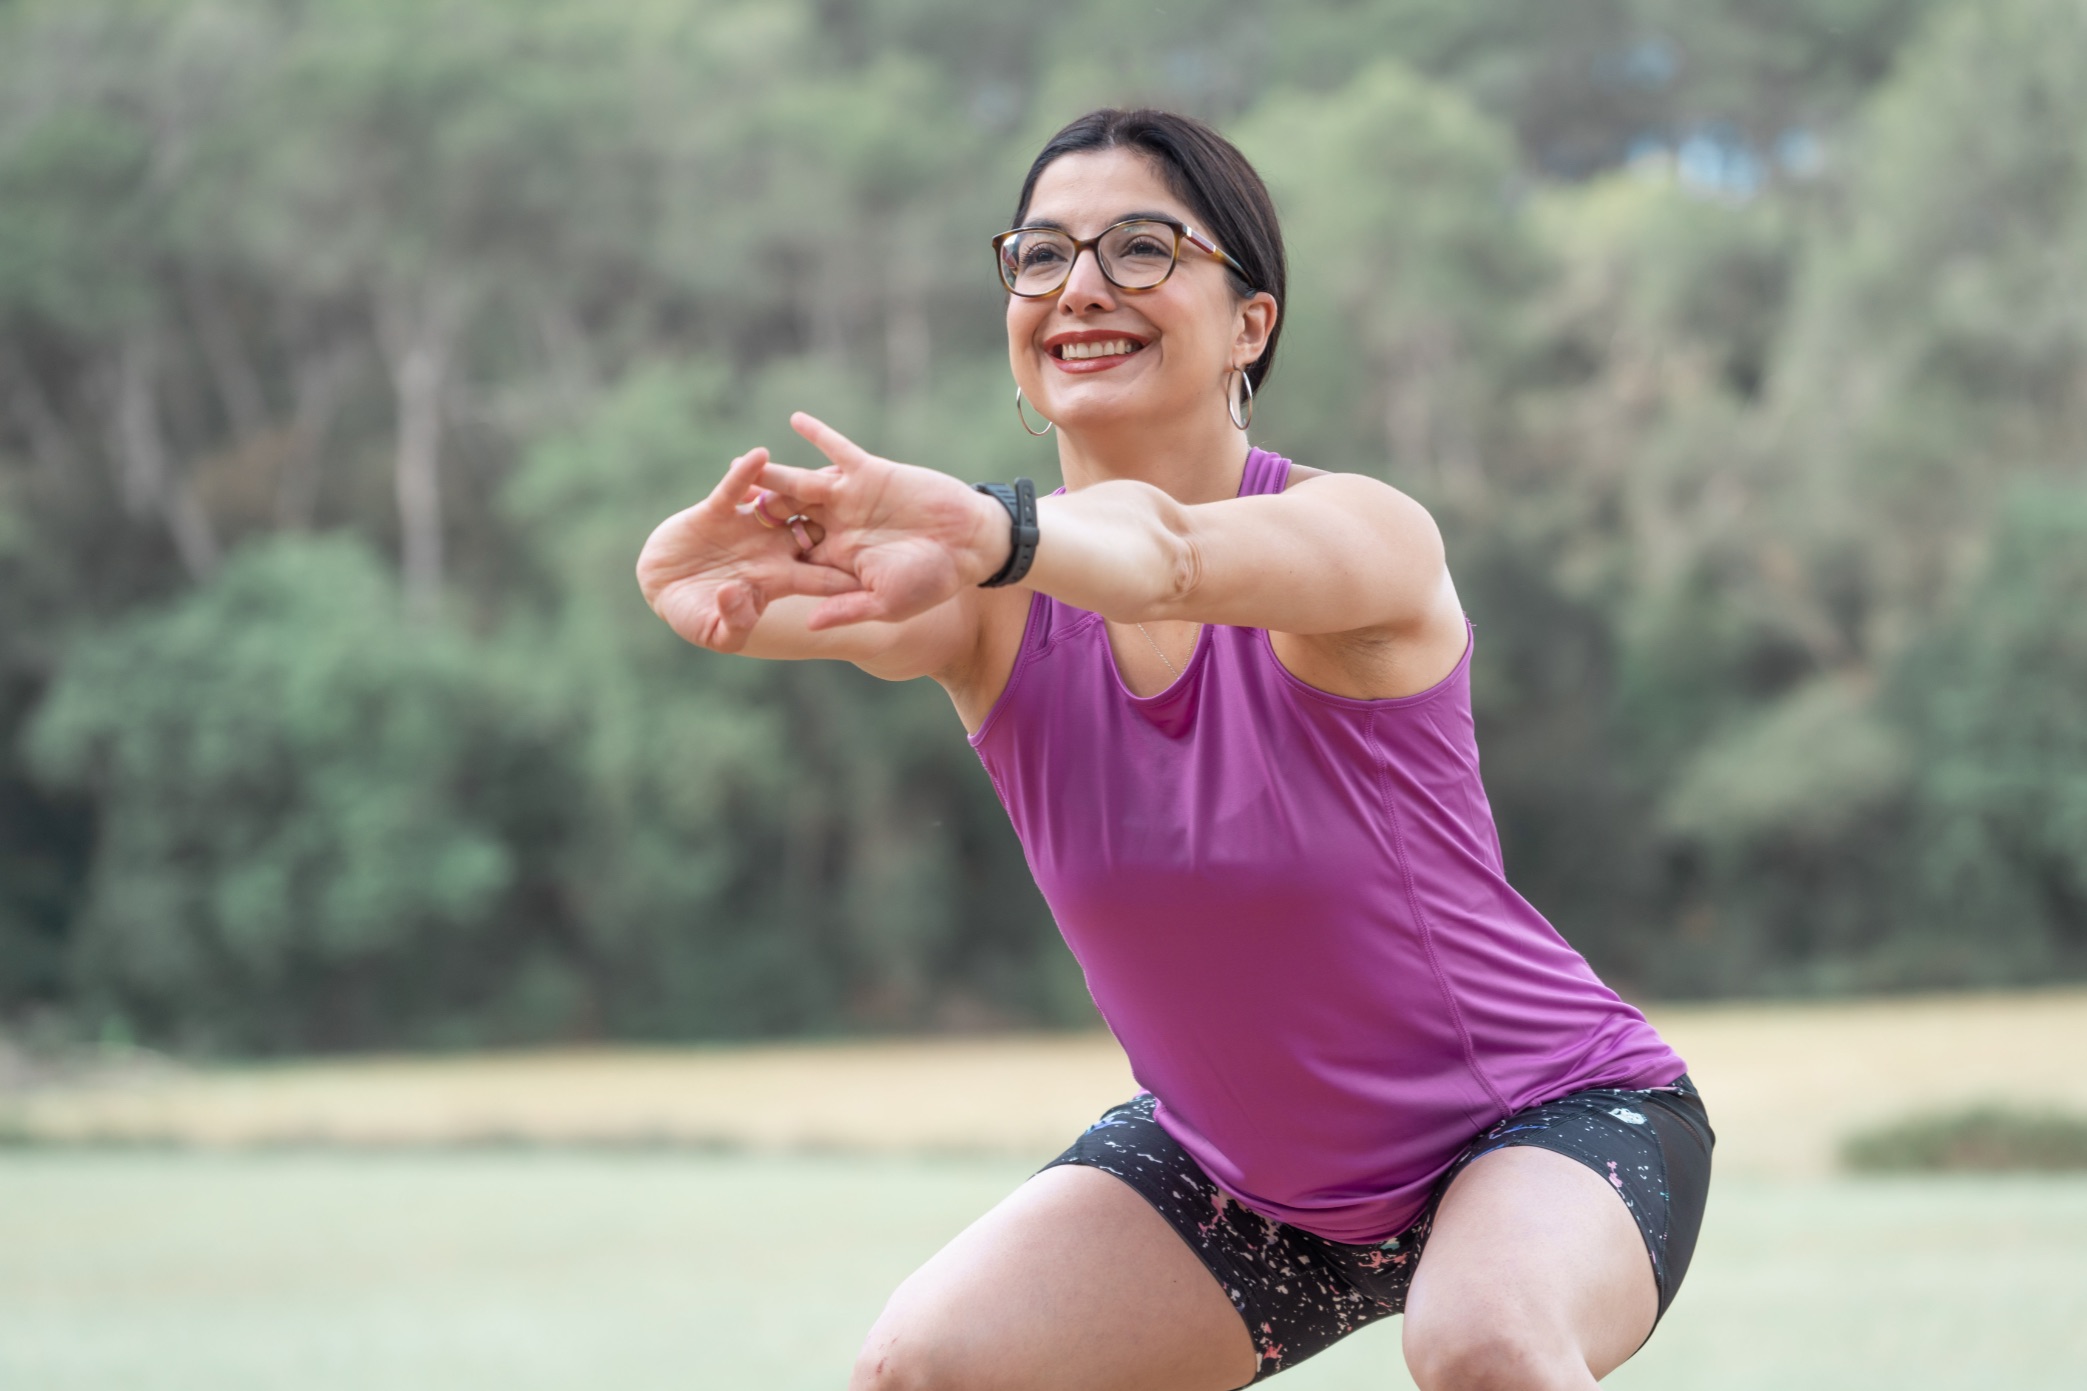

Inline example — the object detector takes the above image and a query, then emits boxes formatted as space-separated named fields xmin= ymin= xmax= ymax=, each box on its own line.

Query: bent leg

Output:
xmin=851 ymin=1162 xmax=1258 ymax=1391
xmin=1401 ymin=1146 xmax=1657 ymax=1391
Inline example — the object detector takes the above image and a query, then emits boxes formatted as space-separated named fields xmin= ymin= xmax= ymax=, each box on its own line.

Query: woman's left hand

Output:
xmin=753 ymin=413 xmax=1009 ymax=630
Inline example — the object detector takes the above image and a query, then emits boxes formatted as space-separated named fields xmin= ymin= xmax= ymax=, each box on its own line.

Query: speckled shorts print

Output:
xmin=1040 ymin=1077 xmax=1712 ymax=1385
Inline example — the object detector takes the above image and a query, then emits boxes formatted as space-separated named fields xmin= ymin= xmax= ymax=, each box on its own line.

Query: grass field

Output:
xmin=4 ymin=990 xmax=2086 ymax=1388
xmin=2 ymin=1152 xmax=2084 ymax=1390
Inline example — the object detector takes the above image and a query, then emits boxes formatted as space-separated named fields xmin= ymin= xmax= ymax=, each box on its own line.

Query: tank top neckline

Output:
xmin=1016 ymin=446 xmax=1291 ymax=714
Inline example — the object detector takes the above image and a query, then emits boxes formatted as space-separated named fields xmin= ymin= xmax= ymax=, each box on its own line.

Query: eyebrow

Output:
xmin=1018 ymin=210 xmax=1182 ymax=233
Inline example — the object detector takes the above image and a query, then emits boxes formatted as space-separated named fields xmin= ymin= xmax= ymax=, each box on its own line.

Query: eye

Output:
xmin=1019 ymin=241 xmax=1067 ymax=269
xmin=1120 ymin=235 xmax=1171 ymax=258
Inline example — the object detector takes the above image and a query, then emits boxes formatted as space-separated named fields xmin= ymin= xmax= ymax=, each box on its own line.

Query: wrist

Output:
xmin=960 ymin=486 xmax=1011 ymax=585
xmin=971 ymin=479 xmax=1039 ymax=588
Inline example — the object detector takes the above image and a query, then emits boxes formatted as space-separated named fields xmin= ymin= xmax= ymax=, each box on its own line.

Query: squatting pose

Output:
xmin=638 ymin=108 xmax=1712 ymax=1391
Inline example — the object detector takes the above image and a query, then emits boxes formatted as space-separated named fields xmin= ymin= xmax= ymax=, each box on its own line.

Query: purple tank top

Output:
xmin=969 ymin=447 xmax=1684 ymax=1242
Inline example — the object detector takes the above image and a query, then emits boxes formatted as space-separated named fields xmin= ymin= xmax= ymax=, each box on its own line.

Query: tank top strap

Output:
xmin=1239 ymin=446 xmax=1293 ymax=497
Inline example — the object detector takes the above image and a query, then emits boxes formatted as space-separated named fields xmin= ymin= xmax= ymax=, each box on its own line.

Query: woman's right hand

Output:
xmin=635 ymin=447 xmax=864 ymax=653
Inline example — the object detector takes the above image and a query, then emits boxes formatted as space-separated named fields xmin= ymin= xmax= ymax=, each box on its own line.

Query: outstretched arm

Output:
xmin=760 ymin=414 xmax=1451 ymax=641
xmin=1022 ymin=473 xmax=1447 ymax=636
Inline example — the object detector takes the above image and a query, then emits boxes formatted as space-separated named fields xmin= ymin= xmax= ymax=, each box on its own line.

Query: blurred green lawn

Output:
xmin=2 ymin=1152 xmax=2083 ymax=1390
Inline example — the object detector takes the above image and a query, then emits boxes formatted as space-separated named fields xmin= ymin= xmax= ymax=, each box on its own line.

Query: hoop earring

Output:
xmin=1015 ymin=386 xmax=1054 ymax=436
xmin=1228 ymin=368 xmax=1255 ymax=431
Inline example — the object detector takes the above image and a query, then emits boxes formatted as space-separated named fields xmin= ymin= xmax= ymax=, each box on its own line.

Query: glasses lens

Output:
xmin=1001 ymin=229 xmax=1076 ymax=295
xmin=1098 ymin=221 xmax=1180 ymax=289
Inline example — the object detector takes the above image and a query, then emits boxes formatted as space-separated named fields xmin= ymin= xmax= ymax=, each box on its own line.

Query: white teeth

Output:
xmin=1057 ymin=338 xmax=1138 ymax=360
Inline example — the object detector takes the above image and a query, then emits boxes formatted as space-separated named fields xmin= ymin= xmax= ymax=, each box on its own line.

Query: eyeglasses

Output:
xmin=991 ymin=216 xmax=1249 ymax=298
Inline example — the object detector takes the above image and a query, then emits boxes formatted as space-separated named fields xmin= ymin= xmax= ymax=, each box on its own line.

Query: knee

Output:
xmin=847 ymin=1324 xmax=955 ymax=1391
xmin=1404 ymin=1322 xmax=1585 ymax=1391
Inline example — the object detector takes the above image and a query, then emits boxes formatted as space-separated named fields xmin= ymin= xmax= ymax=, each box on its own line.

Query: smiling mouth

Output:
xmin=1052 ymin=337 xmax=1146 ymax=361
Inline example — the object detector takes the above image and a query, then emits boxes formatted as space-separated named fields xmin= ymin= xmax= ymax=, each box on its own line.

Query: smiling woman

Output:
xmin=633 ymin=109 xmax=1710 ymax=1391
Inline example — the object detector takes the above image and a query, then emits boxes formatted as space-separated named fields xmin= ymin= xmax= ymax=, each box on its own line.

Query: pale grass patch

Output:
xmin=6 ymin=988 xmax=2086 ymax=1176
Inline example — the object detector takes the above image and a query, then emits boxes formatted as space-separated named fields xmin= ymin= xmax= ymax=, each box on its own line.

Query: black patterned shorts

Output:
xmin=1040 ymin=1075 xmax=1713 ymax=1384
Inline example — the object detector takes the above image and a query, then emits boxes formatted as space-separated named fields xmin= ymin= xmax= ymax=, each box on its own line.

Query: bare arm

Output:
xmin=1020 ymin=473 xmax=1447 ymax=636
xmin=758 ymin=415 xmax=1451 ymax=645
xmin=733 ymin=592 xmax=991 ymax=682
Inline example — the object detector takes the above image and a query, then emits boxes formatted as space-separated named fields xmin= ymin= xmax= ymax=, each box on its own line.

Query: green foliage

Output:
xmin=1239 ymin=62 xmax=1536 ymax=481
xmin=1 ymin=0 xmax=2081 ymax=1050
xmin=1842 ymin=1105 xmax=2087 ymax=1173
xmin=1890 ymin=483 xmax=2087 ymax=982
xmin=1765 ymin=0 xmax=2087 ymax=640
xmin=501 ymin=366 xmax=1076 ymax=1038
xmin=25 ymin=537 xmax=572 ymax=1051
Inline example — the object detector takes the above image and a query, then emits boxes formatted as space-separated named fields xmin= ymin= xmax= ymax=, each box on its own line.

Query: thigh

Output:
xmin=1401 ymin=1146 xmax=1657 ymax=1389
xmin=852 ymin=1162 xmax=1258 ymax=1391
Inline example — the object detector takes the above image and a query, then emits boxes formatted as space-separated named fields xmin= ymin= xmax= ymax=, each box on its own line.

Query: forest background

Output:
xmin=1 ymin=0 xmax=2083 ymax=1056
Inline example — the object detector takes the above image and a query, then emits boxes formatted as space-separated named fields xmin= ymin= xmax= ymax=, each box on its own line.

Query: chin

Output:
xmin=1036 ymin=379 xmax=1158 ymax=433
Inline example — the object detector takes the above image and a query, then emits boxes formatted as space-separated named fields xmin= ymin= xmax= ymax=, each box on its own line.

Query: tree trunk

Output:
xmin=109 ymin=328 xmax=219 ymax=579
xmin=182 ymin=271 xmax=270 ymax=443
xmin=0 ymin=340 xmax=73 ymax=482
xmin=375 ymin=286 xmax=468 ymax=622
xmin=275 ymin=339 xmax=358 ymax=529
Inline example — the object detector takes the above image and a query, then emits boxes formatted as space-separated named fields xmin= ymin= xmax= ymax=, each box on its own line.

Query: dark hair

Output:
xmin=1011 ymin=108 xmax=1288 ymax=392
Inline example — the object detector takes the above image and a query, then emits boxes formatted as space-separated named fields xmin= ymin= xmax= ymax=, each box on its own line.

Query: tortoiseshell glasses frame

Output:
xmin=991 ymin=216 xmax=1250 ymax=298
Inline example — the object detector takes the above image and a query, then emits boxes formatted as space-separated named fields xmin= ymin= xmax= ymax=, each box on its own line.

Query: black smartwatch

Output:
xmin=973 ymin=478 xmax=1039 ymax=588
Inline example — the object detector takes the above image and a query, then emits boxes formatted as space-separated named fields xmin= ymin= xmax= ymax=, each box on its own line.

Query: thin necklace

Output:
xmin=1135 ymin=622 xmax=1182 ymax=680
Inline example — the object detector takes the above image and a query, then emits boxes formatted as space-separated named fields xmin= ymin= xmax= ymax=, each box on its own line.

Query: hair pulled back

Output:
xmin=1012 ymin=108 xmax=1287 ymax=392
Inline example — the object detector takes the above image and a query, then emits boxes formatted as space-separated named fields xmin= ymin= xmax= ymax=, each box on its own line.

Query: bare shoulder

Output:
xmin=1281 ymin=465 xmax=1443 ymax=544
xmin=1269 ymin=464 xmax=1466 ymax=700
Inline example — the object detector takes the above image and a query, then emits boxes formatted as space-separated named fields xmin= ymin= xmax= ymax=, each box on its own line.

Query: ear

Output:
xmin=1233 ymin=290 xmax=1278 ymax=369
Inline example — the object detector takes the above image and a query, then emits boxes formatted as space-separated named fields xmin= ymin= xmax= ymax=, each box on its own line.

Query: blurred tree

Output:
xmin=1635 ymin=0 xmax=1948 ymax=149
xmin=1763 ymin=0 xmax=2087 ymax=652
xmin=501 ymin=365 xmax=1078 ymax=1037
xmin=5 ymin=0 xmax=2079 ymax=1049
xmin=0 ymin=0 xmax=284 ymax=579
xmin=187 ymin=0 xmax=667 ymax=618
xmin=26 ymin=536 xmax=573 ymax=1051
xmin=1890 ymin=483 xmax=2087 ymax=984
xmin=1238 ymin=61 xmax=1537 ymax=500
xmin=1567 ymin=0 xmax=2087 ymax=992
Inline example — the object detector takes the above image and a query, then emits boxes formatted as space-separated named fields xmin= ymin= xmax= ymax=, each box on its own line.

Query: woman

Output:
xmin=636 ymin=109 xmax=1712 ymax=1391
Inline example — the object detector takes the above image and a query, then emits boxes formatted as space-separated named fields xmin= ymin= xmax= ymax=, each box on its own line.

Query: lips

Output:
xmin=1044 ymin=330 xmax=1149 ymax=373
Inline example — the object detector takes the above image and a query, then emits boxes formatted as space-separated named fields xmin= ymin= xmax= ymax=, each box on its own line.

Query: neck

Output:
xmin=1055 ymin=409 xmax=1251 ymax=504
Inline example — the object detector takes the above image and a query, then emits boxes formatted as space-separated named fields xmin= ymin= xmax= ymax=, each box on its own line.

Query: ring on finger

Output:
xmin=752 ymin=493 xmax=788 ymax=529
xmin=786 ymin=515 xmax=814 ymax=551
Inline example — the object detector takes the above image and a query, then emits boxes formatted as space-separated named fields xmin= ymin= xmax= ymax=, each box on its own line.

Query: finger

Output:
xmin=775 ymin=560 xmax=864 ymax=598
xmin=709 ymin=580 xmax=763 ymax=652
xmin=753 ymin=460 xmax=840 ymax=505
xmin=803 ymin=589 xmax=898 ymax=630
xmin=706 ymin=448 xmax=770 ymax=508
xmin=797 ymin=527 xmax=852 ymax=571
xmin=744 ymin=489 xmax=793 ymax=529
xmin=790 ymin=412 xmax=874 ymax=471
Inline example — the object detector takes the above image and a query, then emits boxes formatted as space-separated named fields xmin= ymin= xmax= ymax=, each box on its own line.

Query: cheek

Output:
xmin=1143 ymin=285 xmax=1229 ymax=367
xmin=1006 ymin=299 xmax=1048 ymax=355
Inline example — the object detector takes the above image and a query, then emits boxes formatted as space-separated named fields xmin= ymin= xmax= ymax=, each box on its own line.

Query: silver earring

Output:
xmin=1228 ymin=369 xmax=1255 ymax=431
xmin=1015 ymin=386 xmax=1054 ymax=436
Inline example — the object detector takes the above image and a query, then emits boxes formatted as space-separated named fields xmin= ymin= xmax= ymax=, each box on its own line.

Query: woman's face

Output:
xmin=1006 ymin=148 xmax=1275 ymax=438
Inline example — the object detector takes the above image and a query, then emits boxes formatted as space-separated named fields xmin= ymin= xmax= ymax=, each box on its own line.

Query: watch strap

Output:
xmin=973 ymin=478 xmax=1039 ymax=588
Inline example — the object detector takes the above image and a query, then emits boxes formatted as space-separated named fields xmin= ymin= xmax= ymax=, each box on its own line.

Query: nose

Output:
xmin=1056 ymin=244 xmax=1117 ymax=316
